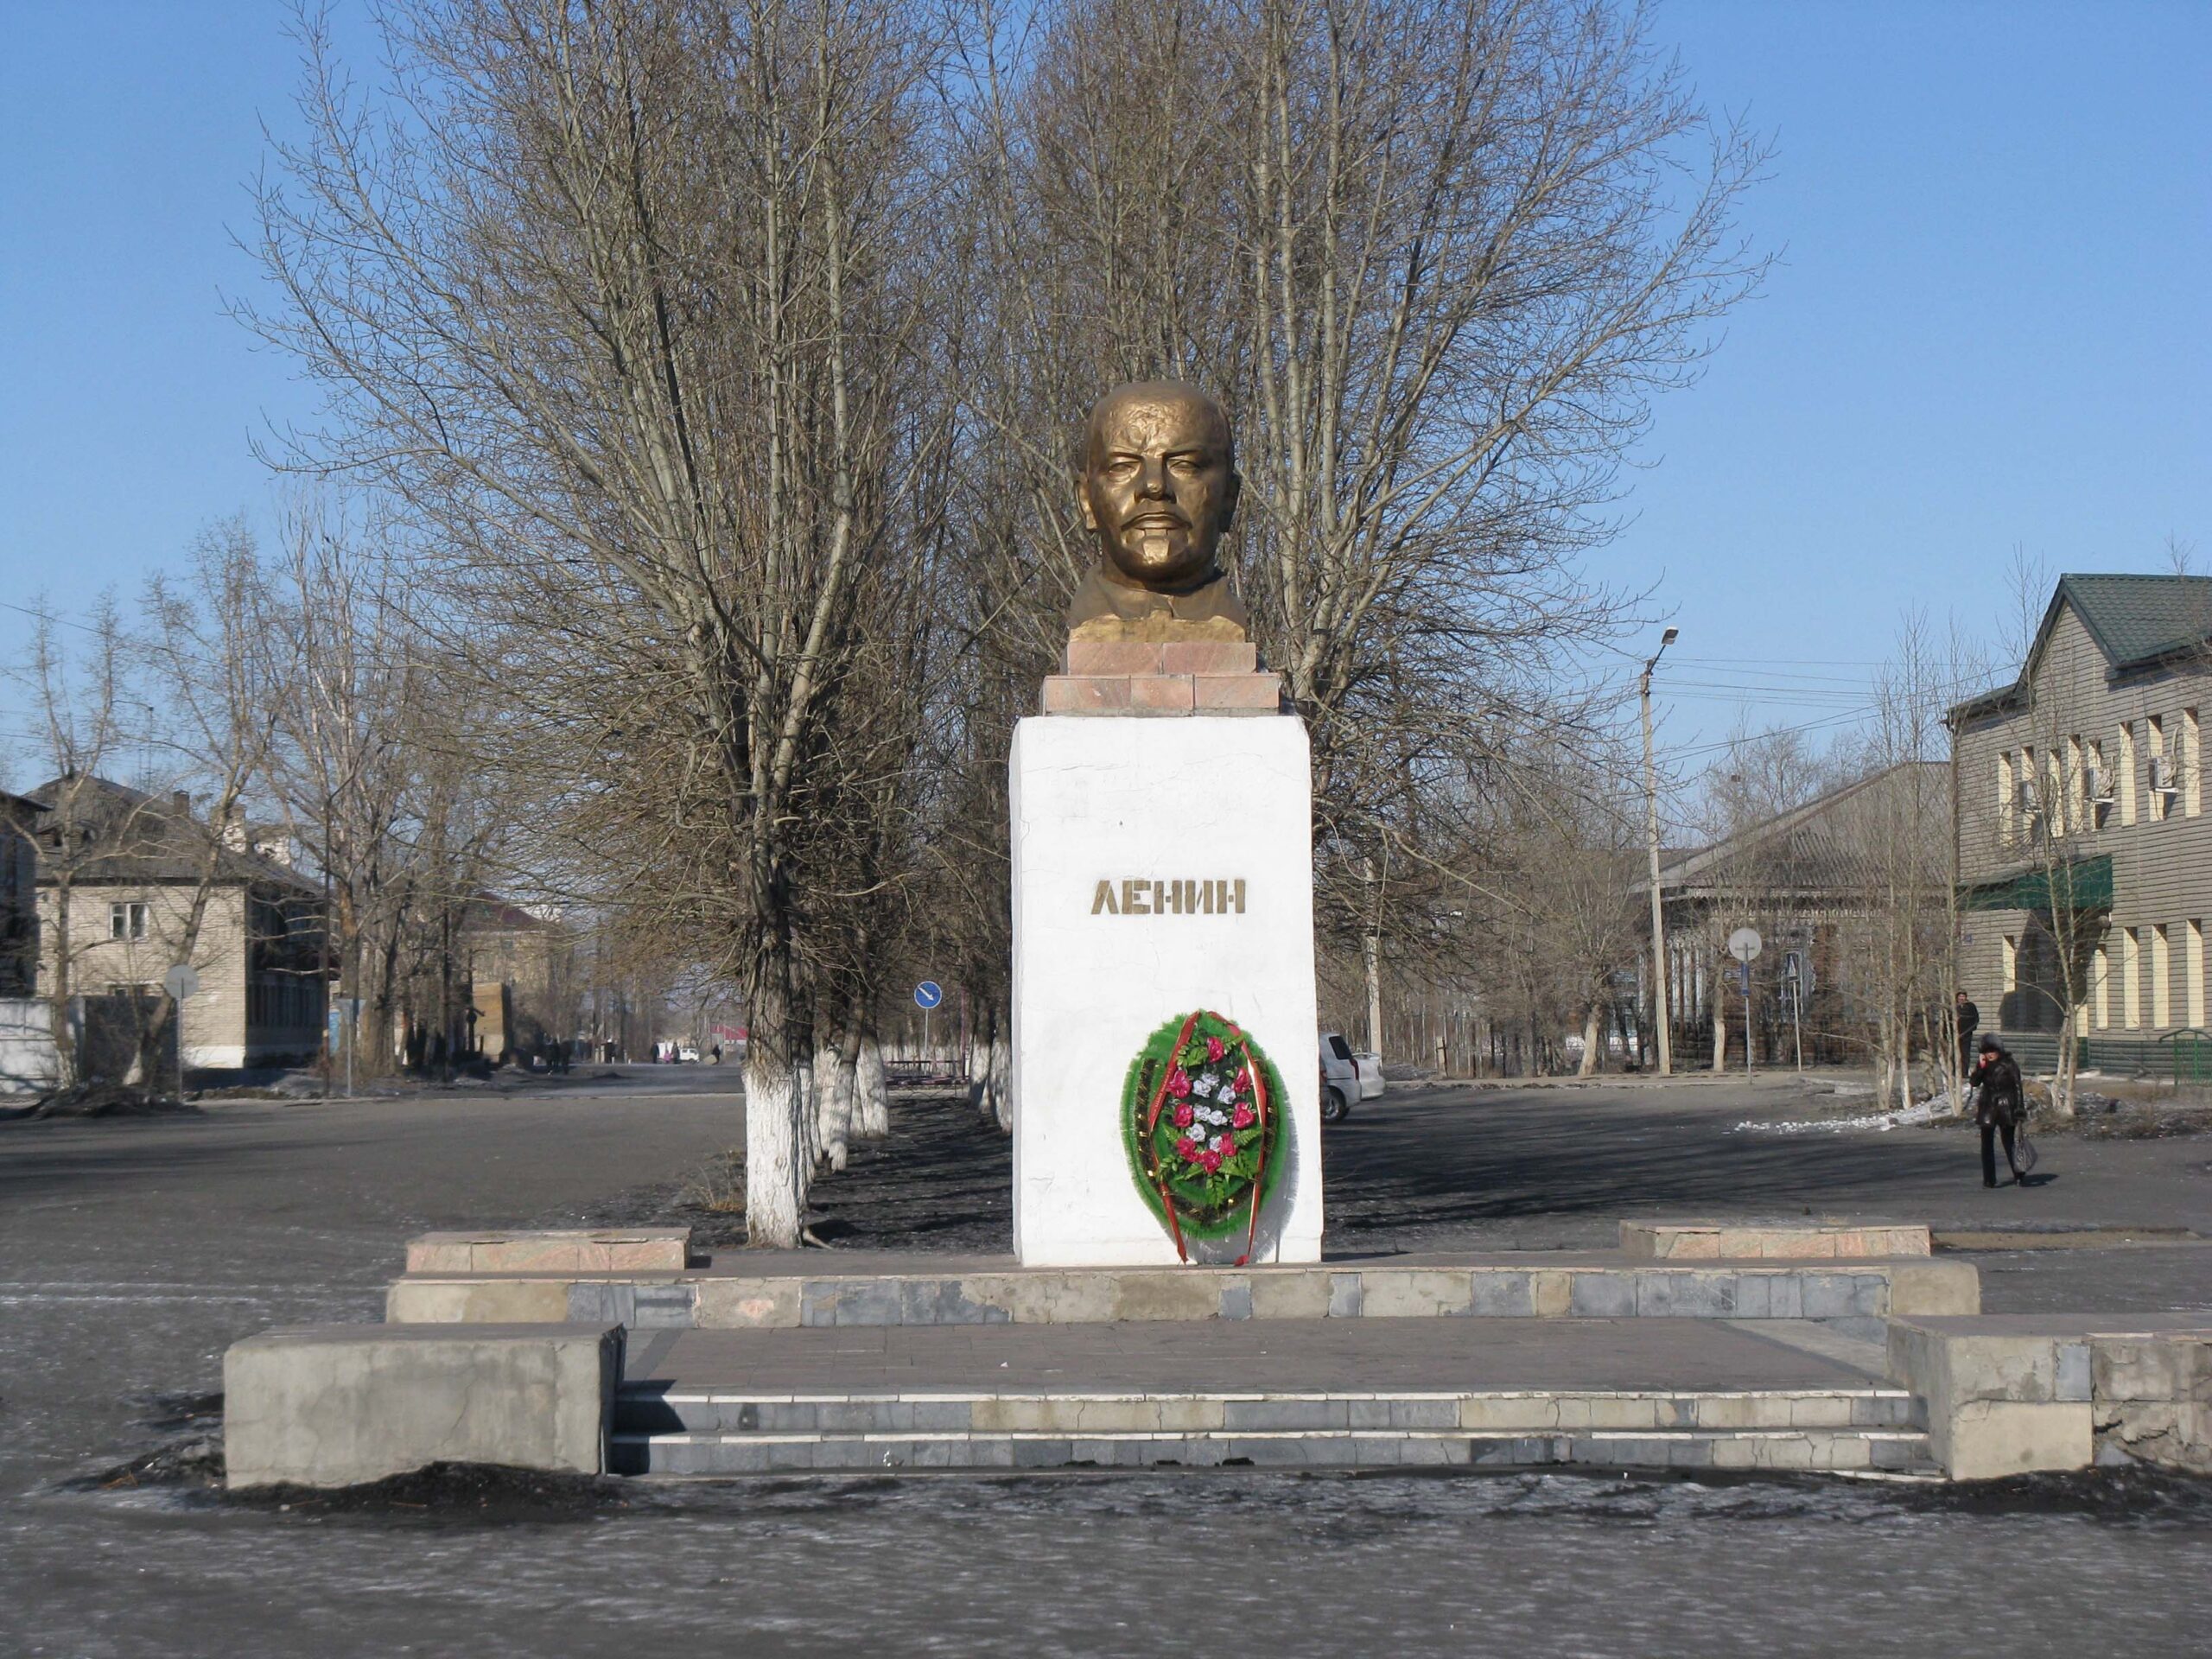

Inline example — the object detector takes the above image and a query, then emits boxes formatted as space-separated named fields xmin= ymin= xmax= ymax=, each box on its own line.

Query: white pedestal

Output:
xmin=1009 ymin=715 xmax=1322 ymax=1265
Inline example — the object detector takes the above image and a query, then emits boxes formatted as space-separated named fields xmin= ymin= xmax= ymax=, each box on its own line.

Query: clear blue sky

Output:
xmin=2 ymin=1 xmax=2207 ymax=769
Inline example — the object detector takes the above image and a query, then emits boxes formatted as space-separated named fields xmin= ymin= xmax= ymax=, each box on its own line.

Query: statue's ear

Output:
xmin=1077 ymin=474 xmax=1097 ymax=532
xmin=1220 ymin=468 xmax=1242 ymax=534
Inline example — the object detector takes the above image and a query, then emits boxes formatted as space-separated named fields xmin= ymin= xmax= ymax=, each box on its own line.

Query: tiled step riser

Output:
xmin=610 ymin=1430 xmax=1936 ymax=1476
xmin=614 ymin=1392 xmax=1923 ymax=1437
xmin=390 ymin=1261 xmax=1976 ymax=1330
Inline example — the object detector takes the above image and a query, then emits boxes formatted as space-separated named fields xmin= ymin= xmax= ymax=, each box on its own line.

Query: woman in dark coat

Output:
xmin=1967 ymin=1034 xmax=2026 ymax=1187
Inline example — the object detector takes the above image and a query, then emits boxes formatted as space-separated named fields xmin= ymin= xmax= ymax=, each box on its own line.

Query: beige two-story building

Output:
xmin=1948 ymin=574 xmax=2212 ymax=1076
xmin=29 ymin=775 xmax=328 ymax=1071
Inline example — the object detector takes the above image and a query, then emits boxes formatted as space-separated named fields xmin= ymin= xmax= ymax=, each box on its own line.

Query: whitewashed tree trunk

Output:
xmin=1577 ymin=1006 xmax=1601 ymax=1077
xmin=818 ymin=1039 xmax=855 ymax=1173
xmin=853 ymin=1032 xmax=889 ymax=1140
xmin=1711 ymin=1005 xmax=1727 ymax=1072
xmin=969 ymin=1028 xmax=993 ymax=1120
xmin=743 ymin=1048 xmax=805 ymax=1249
xmin=988 ymin=1034 xmax=1013 ymax=1133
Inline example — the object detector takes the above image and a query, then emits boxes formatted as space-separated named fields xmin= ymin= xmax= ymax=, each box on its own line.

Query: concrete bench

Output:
xmin=405 ymin=1228 xmax=690 ymax=1274
xmin=225 ymin=1324 xmax=622 ymax=1490
xmin=1621 ymin=1221 xmax=1930 ymax=1261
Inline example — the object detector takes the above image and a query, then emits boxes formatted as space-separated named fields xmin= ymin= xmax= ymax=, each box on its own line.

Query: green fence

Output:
xmin=2155 ymin=1028 xmax=2212 ymax=1087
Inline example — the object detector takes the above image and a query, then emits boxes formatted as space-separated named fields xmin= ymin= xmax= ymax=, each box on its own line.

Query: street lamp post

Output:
xmin=1642 ymin=626 xmax=1679 ymax=1077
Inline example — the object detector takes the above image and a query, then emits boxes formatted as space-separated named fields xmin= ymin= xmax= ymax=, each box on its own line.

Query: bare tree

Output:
xmin=10 ymin=601 xmax=135 ymax=1086
xmin=248 ymin=0 xmax=960 ymax=1243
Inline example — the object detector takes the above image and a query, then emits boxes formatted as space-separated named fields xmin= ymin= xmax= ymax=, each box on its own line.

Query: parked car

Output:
xmin=677 ymin=1045 xmax=701 ymax=1063
xmin=1319 ymin=1033 xmax=1384 ymax=1122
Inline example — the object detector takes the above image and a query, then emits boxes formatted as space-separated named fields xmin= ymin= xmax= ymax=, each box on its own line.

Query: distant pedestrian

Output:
xmin=1953 ymin=990 xmax=1980 ymax=1079
xmin=1967 ymin=1034 xmax=2025 ymax=1187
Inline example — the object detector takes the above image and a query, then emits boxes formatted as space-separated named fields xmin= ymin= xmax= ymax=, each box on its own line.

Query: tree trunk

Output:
xmin=1577 ymin=1005 xmax=1602 ymax=1077
xmin=821 ymin=1009 xmax=863 ymax=1173
xmin=742 ymin=945 xmax=806 ymax=1249
xmin=969 ymin=1006 xmax=992 ymax=1120
xmin=988 ymin=1032 xmax=1013 ymax=1133
xmin=853 ymin=1027 xmax=889 ymax=1141
xmin=1711 ymin=1003 xmax=1727 ymax=1072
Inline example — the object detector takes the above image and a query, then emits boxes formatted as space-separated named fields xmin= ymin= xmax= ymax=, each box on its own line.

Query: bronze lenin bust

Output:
xmin=1067 ymin=380 xmax=1249 ymax=641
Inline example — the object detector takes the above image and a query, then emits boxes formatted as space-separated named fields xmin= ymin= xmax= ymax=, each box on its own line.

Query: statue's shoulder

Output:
xmin=1066 ymin=567 xmax=1249 ymax=640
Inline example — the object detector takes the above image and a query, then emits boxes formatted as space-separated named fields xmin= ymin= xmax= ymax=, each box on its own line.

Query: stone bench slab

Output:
xmin=1621 ymin=1221 xmax=1930 ymax=1261
xmin=406 ymin=1228 xmax=690 ymax=1274
xmin=225 ymin=1323 xmax=621 ymax=1490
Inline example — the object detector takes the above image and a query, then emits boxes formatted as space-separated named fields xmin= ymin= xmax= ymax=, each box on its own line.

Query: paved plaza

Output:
xmin=3 ymin=1069 xmax=2208 ymax=1656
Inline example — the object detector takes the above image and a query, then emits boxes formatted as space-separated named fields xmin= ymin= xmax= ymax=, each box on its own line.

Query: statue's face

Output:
xmin=1078 ymin=383 xmax=1239 ymax=590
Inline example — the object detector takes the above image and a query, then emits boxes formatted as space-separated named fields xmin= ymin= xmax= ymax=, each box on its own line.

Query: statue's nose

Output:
xmin=1138 ymin=458 xmax=1170 ymax=498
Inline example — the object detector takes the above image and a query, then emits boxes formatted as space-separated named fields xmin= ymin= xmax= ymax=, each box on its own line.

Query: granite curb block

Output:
xmin=385 ymin=1260 xmax=1980 ymax=1330
xmin=224 ymin=1323 xmax=623 ymax=1490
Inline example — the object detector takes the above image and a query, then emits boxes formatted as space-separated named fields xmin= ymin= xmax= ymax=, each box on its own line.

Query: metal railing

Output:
xmin=2154 ymin=1027 xmax=2212 ymax=1088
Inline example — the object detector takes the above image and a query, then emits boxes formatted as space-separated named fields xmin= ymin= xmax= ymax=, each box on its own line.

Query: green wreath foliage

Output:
xmin=1120 ymin=1009 xmax=1288 ymax=1242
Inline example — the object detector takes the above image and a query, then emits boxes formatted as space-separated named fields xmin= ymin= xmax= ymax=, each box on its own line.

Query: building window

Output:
xmin=2119 ymin=722 xmax=2138 ymax=825
xmin=1997 ymin=751 xmax=2015 ymax=844
xmin=2185 ymin=709 xmax=2201 ymax=818
xmin=2122 ymin=928 xmax=2141 ymax=1029
xmin=2190 ymin=921 xmax=2206 ymax=1029
xmin=2092 ymin=945 xmax=2110 ymax=1029
xmin=2086 ymin=738 xmax=2113 ymax=828
xmin=2147 ymin=715 xmax=2174 ymax=820
xmin=2153 ymin=923 xmax=2172 ymax=1028
xmin=109 ymin=902 xmax=148 ymax=942
xmin=2002 ymin=935 xmax=2018 ymax=995
xmin=2044 ymin=748 xmax=2067 ymax=836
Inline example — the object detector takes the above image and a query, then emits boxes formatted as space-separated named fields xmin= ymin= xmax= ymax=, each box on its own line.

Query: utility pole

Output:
xmin=1642 ymin=626 xmax=1679 ymax=1076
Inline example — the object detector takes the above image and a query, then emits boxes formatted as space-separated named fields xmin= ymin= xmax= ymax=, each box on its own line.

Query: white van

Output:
xmin=1319 ymin=1033 xmax=1385 ymax=1122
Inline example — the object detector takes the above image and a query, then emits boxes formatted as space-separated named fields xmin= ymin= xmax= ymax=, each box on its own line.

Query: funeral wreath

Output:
xmin=1121 ymin=1009 xmax=1287 ymax=1262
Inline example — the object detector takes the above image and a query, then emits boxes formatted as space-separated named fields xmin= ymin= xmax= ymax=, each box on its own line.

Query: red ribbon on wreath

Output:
xmin=1235 ymin=1046 xmax=1271 ymax=1268
xmin=1141 ymin=1011 xmax=1202 ymax=1262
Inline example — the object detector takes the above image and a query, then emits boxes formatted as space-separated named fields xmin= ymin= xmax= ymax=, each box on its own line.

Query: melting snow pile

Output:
xmin=1731 ymin=1091 xmax=1956 ymax=1135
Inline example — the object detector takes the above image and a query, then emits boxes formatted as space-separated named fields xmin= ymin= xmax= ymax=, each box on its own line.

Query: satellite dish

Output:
xmin=1726 ymin=927 xmax=1763 ymax=964
xmin=162 ymin=963 xmax=200 ymax=1001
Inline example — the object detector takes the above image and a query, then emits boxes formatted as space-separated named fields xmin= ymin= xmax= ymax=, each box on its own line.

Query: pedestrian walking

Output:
xmin=1966 ymin=1034 xmax=2025 ymax=1187
xmin=1953 ymin=990 xmax=1980 ymax=1080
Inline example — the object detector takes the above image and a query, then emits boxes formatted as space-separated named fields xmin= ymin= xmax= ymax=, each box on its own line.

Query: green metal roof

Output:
xmin=1959 ymin=853 xmax=2113 ymax=913
xmin=2054 ymin=574 xmax=2212 ymax=671
xmin=1948 ymin=574 xmax=2212 ymax=723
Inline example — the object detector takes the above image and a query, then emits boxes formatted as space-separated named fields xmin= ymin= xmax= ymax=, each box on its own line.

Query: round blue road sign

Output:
xmin=913 ymin=981 xmax=943 ymax=1010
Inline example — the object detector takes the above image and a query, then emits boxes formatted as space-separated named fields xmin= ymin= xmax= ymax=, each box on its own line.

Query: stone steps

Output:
xmin=607 ymin=1384 xmax=1933 ymax=1475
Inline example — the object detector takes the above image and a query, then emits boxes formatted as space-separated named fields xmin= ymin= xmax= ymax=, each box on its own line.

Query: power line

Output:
xmin=0 ymin=598 xmax=105 ymax=637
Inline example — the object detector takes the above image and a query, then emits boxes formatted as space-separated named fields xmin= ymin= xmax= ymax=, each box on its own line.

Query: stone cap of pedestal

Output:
xmin=1065 ymin=639 xmax=1257 ymax=676
xmin=1041 ymin=671 xmax=1284 ymax=716
xmin=1042 ymin=637 xmax=1286 ymax=717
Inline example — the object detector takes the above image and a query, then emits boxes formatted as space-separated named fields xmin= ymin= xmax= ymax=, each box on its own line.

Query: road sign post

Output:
xmin=1781 ymin=950 xmax=1808 ymax=1074
xmin=1726 ymin=928 xmax=1762 ymax=1079
xmin=914 ymin=981 xmax=943 ymax=1070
